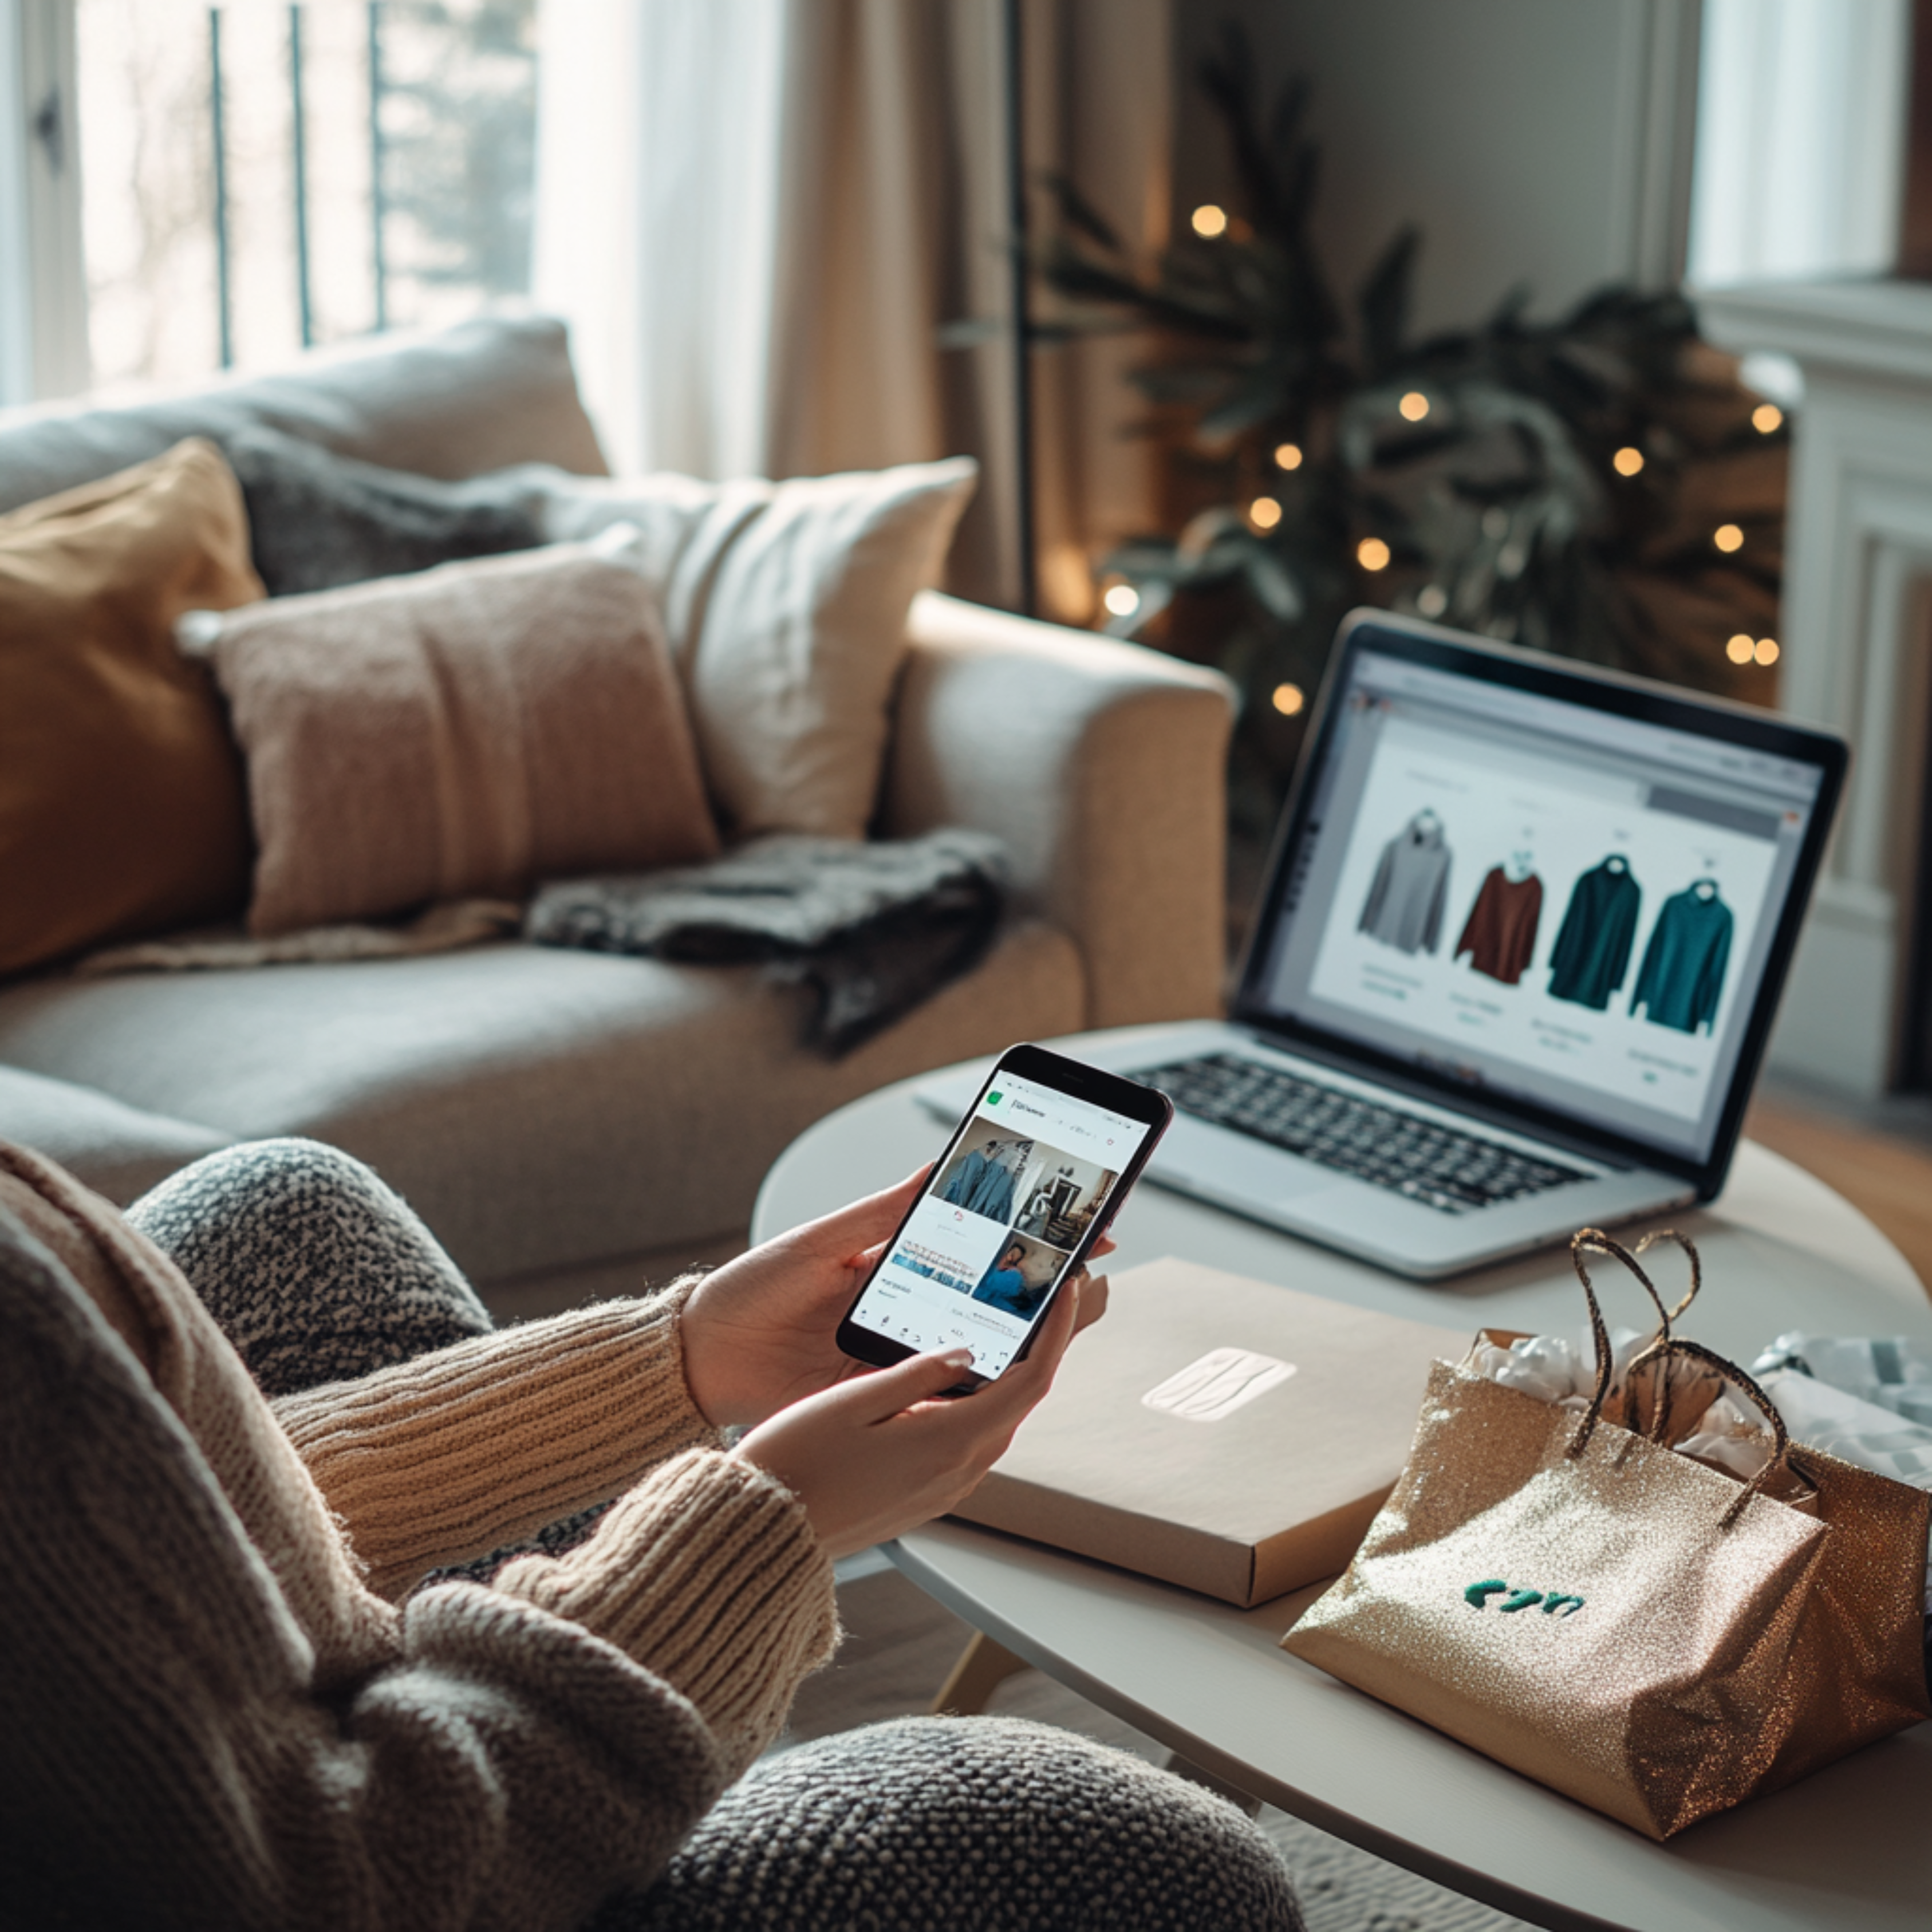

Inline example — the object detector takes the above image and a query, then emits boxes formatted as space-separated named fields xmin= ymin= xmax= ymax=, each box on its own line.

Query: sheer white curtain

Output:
xmin=534 ymin=0 xmax=948 ymax=482
xmin=533 ymin=0 xmax=1170 ymax=616
xmin=1687 ymin=0 xmax=1911 ymax=287
xmin=534 ymin=0 xmax=791 ymax=478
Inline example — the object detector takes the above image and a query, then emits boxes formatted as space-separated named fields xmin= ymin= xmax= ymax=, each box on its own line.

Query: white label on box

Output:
xmin=1141 ymin=1348 xmax=1297 ymax=1422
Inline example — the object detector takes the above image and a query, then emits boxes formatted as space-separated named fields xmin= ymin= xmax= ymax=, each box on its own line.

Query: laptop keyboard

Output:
xmin=1137 ymin=1053 xmax=1588 ymax=1216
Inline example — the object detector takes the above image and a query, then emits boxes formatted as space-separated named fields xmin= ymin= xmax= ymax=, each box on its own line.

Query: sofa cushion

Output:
xmin=0 ymin=924 xmax=1083 ymax=1282
xmin=0 ymin=315 xmax=608 ymax=518
xmin=540 ymin=459 xmax=978 ymax=841
xmin=187 ymin=542 xmax=719 ymax=935
xmin=216 ymin=424 xmax=548 ymax=596
xmin=0 ymin=1067 xmax=232 ymax=1205
xmin=0 ymin=439 xmax=265 ymax=974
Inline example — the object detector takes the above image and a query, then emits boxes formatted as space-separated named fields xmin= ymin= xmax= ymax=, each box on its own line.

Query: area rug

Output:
xmin=782 ymin=1565 xmax=1529 ymax=1932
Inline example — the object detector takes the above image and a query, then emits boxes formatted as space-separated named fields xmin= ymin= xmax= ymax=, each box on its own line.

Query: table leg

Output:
xmin=930 ymin=1630 xmax=1032 ymax=1714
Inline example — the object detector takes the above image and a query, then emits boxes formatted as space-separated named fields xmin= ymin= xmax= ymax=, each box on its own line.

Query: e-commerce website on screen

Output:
xmin=1260 ymin=653 xmax=1823 ymax=1160
xmin=849 ymin=1072 xmax=1150 ymax=1377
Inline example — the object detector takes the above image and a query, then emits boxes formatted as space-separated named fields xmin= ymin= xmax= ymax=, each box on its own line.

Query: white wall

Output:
xmin=1174 ymin=0 xmax=1702 ymax=337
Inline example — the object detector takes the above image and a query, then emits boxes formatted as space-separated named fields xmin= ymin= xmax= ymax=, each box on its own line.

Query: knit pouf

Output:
xmin=127 ymin=1135 xmax=494 ymax=1394
xmin=606 ymin=1716 xmax=1305 ymax=1932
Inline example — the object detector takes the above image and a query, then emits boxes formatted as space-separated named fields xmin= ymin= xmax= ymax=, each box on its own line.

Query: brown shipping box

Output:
xmin=952 ymin=1256 xmax=1468 ymax=1607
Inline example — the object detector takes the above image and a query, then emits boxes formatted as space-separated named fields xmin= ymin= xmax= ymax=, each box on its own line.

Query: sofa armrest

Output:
xmin=881 ymin=590 xmax=1235 ymax=1029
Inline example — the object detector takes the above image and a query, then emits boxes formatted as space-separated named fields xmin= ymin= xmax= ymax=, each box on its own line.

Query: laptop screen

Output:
xmin=1243 ymin=624 xmax=1839 ymax=1170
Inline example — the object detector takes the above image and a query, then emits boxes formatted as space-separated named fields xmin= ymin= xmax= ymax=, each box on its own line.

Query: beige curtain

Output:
xmin=535 ymin=0 xmax=1172 ymax=617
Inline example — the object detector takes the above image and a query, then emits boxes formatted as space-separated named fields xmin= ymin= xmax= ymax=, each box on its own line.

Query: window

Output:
xmin=1 ymin=0 xmax=86 ymax=405
xmin=75 ymin=0 xmax=536 ymax=389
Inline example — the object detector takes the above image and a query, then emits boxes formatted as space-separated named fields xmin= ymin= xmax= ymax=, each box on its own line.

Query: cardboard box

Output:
xmin=952 ymin=1256 xmax=1468 ymax=1607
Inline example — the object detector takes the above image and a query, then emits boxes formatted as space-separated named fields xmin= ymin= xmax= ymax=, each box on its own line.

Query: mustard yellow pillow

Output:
xmin=0 ymin=440 xmax=265 ymax=974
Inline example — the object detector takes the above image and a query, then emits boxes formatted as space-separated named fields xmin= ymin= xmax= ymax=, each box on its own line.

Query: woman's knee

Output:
xmin=126 ymin=1137 xmax=492 ymax=1394
xmin=129 ymin=1138 xmax=395 ymax=1244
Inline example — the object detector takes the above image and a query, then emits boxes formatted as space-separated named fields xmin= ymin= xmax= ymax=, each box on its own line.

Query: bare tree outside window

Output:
xmin=77 ymin=0 xmax=536 ymax=389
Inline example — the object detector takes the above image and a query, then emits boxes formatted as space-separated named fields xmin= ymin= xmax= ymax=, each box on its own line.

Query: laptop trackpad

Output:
xmin=1153 ymin=1116 xmax=1332 ymax=1201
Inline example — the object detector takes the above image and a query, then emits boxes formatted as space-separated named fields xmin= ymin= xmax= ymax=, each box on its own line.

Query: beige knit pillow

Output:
xmin=538 ymin=458 xmax=977 ymax=841
xmin=184 ymin=542 xmax=719 ymax=935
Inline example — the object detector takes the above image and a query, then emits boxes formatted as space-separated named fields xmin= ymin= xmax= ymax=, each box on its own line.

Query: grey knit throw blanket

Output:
xmin=525 ymin=829 xmax=1008 ymax=1056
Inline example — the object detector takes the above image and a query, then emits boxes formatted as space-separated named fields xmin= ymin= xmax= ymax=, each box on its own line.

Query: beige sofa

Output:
xmin=0 ymin=317 xmax=1233 ymax=1312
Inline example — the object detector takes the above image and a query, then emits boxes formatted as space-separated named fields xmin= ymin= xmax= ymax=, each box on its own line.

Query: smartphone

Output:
xmin=836 ymin=1043 xmax=1173 ymax=1390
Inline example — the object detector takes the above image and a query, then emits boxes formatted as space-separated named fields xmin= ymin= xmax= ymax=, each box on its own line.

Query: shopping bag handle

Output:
xmin=1567 ymin=1229 xmax=1794 ymax=1528
xmin=1629 ymin=1335 xmax=1796 ymax=1524
xmin=1568 ymin=1226 xmax=1698 ymax=1434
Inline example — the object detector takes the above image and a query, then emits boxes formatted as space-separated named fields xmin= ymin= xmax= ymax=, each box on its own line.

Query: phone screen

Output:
xmin=843 ymin=1062 xmax=1161 ymax=1379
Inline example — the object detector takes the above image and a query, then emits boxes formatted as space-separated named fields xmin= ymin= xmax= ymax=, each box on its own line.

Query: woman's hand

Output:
xmin=680 ymin=1169 xmax=1113 ymax=1429
xmin=730 ymin=1271 xmax=1089 ymax=1558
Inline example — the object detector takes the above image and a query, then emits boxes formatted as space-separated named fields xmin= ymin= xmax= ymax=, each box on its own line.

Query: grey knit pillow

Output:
xmin=215 ymin=424 xmax=548 ymax=596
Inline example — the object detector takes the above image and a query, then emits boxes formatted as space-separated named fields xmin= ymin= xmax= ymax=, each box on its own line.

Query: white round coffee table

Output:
xmin=752 ymin=1028 xmax=1932 ymax=1932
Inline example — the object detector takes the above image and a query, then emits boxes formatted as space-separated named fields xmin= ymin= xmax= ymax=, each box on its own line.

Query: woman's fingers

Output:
xmin=837 ymin=1344 xmax=976 ymax=1422
xmin=725 ymin=1224 xmax=1113 ymax=1559
xmin=981 ymin=1269 xmax=1081 ymax=1405
xmin=842 ymin=1236 xmax=893 ymax=1278
xmin=1069 ymin=1268 xmax=1109 ymax=1334
xmin=732 ymin=1279 xmax=1085 ymax=1557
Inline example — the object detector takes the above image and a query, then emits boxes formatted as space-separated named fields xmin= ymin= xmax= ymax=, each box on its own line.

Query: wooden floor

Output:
xmin=1745 ymin=1092 xmax=1932 ymax=1301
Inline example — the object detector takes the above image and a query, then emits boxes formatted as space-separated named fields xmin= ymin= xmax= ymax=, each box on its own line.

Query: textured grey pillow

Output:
xmin=216 ymin=425 xmax=549 ymax=596
xmin=0 ymin=313 xmax=608 ymax=518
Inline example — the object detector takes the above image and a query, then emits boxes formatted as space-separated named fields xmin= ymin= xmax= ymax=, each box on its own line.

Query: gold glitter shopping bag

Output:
xmin=1283 ymin=1230 xmax=1931 ymax=1839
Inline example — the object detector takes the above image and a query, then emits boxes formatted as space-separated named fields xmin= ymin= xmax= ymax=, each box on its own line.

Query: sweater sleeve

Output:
xmin=495 ymin=1447 xmax=840 ymax=1781
xmin=1693 ymin=906 xmax=1733 ymax=1033
xmin=0 ymin=1202 xmax=841 ymax=1932
xmin=273 ymin=1288 xmax=723 ymax=1600
xmin=0 ymin=1212 xmax=726 ymax=1932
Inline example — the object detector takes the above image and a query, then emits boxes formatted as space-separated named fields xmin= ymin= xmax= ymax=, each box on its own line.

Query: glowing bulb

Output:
xmin=1249 ymin=495 xmax=1282 ymax=530
xmin=1754 ymin=637 xmax=1780 ymax=665
xmin=1725 ymin=633 xmax=1754 ymax=664
xmin=1271 ymin=683 xmax=1306 ymax=716
xmin=1416 ymin=585 xmax=1448 ymax=618
xmin=1273 ymin=441 xmax=1303 ymax=471
xmin=1753 ymin=403 xmax=1783 ymax=434
xmin=1102 ymin=582 xmax=1141 ymax=618
xmin=1613 ymin=445 xmax=1645 ymax=476
xmin=1398 ymin=391 xmax=1429 ymax=422
xmin=1357 ymin=537 xmax=1390 ymax=572
xmin=1713 ymin=523 xmax=1744 ymax=553
xmin=1191 ymin=204 xmax=1228 ymax=238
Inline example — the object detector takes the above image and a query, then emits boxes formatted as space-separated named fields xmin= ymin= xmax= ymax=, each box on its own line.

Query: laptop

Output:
xmin=923 ymin=610 xmax=1848 ymax=1279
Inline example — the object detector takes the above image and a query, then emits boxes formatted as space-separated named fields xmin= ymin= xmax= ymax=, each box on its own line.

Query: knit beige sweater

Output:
xmin=0 ymin=1142 xmax=838 ymax=1931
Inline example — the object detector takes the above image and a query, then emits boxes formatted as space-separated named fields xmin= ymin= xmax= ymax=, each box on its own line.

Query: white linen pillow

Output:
xmin=538 ymin=457 xmax=977 ymax=841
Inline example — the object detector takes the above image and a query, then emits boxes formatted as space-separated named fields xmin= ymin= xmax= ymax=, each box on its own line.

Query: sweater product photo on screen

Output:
xmin=1631 ymin=881 xmax=1734 ymax=1034
xmin=1454 ymin=864 xmax=1544 ymax=986
xmin=1357 ymin=810 xmax=1453 ymax=955
xmin=1547 ymin=855 xmax=1642 ymax=1010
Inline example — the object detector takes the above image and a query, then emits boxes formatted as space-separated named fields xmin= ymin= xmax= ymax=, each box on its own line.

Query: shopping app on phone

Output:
xmin=849 ymin=1072 xmax=1154 ymax=1377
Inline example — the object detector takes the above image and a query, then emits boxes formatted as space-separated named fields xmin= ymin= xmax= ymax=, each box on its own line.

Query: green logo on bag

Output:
xmin=1464 ymin=1578 xmax=1584 ymax=1618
